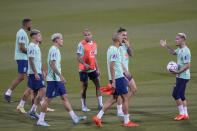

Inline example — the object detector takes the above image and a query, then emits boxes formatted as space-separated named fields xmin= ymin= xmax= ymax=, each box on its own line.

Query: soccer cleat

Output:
xmin=3 ymin=94 xmax=14 ymax=103
xmin=123 ymin=121 xmax=139 ymax=127
xmin=47 ymin=107 xmax=55 ymax=112
xmin=98 ymin=104 xmax=103 ymax=110
xmin=184 ymin=115 xmax=189 ymax=120
xmin=17 ymin=105 xmax=27 ymax=114
xmin=174 ymin=114 xmax=185 ymax=121
xmin=37 ymin=121 xmax=50 ymax=126
xmin=28 ymin=111 xmax=40 ymax=119
xmin=73 ymin=116 xmax=87 ymax=124
xmin=93 ymin=116 xmax=102 ymax=127
xmin=82 ymin=107 xmax=91 ymax=112
xmin=117 ymin=112 xmax=124 ymax=117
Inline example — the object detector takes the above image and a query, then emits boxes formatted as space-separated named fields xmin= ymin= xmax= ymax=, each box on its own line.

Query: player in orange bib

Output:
xmin=77 ymin=29 xmax=103 ymax=112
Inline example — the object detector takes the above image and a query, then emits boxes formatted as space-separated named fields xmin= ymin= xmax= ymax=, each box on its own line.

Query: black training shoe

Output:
xmin=3 ymin=94 xmax=14 ymax=103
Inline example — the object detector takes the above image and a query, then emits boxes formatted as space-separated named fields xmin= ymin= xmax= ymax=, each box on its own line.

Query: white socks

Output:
xmin=40 ymin=100 xmax=44 ymax=106
xmin=19 ymin=100 xmax=25 ymax=107
xmin=124 ymin=114 xmax=130 ymax=124
xmin=98 ymin=96 xmax=103 ymax=106
xmin=5 ymin=89 xmax=12 ymax=96
xmin=39 ymin=112 xmax=45 ymax=122
xmin=183 ymin=106 xmax=188 ymax=116
xmin=30 ymin=104 xmax=37 ymax=112
xmin=117 ymin=104 xmax=123 ymax=114
xmin=178 ymin=105 xmax=184 ymax=115
xmin=97 ymin=110 xmax=104 ymax=119
xmin=81 ymin=98 xmax=86 ymax=108
xmin=69 ymin=110 xmax=78 ymax=120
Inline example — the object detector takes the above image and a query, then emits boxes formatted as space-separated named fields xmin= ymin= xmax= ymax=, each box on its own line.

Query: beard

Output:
xmin=27 ymin=27 xmax=31 ymax=31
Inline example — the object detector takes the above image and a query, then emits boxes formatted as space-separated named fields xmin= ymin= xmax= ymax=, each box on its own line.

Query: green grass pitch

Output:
xmin=0 ymin=0 xmax=197 ymax=131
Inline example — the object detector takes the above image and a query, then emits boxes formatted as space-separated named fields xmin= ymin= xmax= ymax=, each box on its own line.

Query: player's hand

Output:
xmin=35 ymin=73 xmax=40 ymax=81
xmin=111 ymin=81 xmax=116 ymax=89
xmin=125 ymin=71 xmax=131 ymax=78
xmin=42 ymin=70 xmax=48 ymax=80
xmin=84 ymin=63 xmax=91 ymax=70
xmin=160 ymin=40 xmax=167 ymax=47
xmin=96 ymin=70 xmax=101 ymax=76
xmin=60 ymin=75 xmax=67 ymax=84
xmin=171 ymin=70 xmax=180 ymax=74
xmin=123 ymin=39 xmax=130 ymax=48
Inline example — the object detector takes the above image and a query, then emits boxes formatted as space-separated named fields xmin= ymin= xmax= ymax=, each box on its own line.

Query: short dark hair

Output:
xmin=117 ymin=27 xmax=127 ymax=33
xmin=22 ymin=19 xmax=32 ymax=26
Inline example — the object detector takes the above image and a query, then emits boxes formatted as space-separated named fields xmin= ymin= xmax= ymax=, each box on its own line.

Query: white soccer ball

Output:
xmin=167 ymin=61 xmax=178 ymax=72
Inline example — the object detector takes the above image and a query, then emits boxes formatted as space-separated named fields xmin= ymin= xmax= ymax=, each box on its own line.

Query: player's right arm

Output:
xmin=28 ymin=45 xmax=40 ymax=80
xmin=110 ymin=61 xmax=116 ymax=89
xmin=160 ymin=40 xmax=176 ymax=55
xmin=76 ymin=43 xmax=90 ymax=69
xmin=77 ymin=53 xmax=90 ymax=69
xmin=50 ymin=60 xmax=66 ymax=84
xmin=29 ymin=57 xmax=40 ymax=81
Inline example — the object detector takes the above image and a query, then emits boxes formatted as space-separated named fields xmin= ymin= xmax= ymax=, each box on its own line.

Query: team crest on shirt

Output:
xmin=124 ymin=53 xmax=128 ymax=58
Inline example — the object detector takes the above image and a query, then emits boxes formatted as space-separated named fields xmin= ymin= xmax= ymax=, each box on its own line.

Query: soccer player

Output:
xmin=160 ymin=33 xmax=191 ymax=120
xmin=37 ymin=33 xmax=87 ymax=126
xmin=116 ymin=27 xmax=137 ymax=117
xmin=77 ymin=29 xmax=103 ymax=112
xmin=26 ymin=29 xmax=47 ymax=119
xmin=4 ymin=19 xmax=32 ymax=103
xmin=93 ymin=33 xmax=139 ymax=127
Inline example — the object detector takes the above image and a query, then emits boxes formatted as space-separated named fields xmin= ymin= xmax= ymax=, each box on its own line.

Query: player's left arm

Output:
xmin=172 ymin=51 xmax=191 ymax=74
xmin=172 ymin=63 xmax=190 ymax=74
xmin=41 ymin=64 xmax=47 ymax=79
xmin=95 ymin=58 xmax=100 ymax=75
xmin=122 ymin=63 xmax=131 ymax=78
xmin=124 ymin=40 xmax=133 ymax=57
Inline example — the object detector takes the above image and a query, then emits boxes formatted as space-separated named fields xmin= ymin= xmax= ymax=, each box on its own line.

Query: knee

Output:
xmin=172 ymin=92 xmax=180 ymax=100
xmin=180 ymin=94 xmax=185 ymax=101
xmin=18 ymin=75 xmax=24 ymax=81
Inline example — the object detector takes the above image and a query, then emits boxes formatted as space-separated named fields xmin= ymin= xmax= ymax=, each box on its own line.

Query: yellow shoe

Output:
xmin=17 ymin=105 xmax=27 ymax=114
xmin=47 ymin=107 xmax=55 ymax=112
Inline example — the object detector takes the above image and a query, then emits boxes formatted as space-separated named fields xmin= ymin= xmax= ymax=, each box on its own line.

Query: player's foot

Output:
xmin=174 ymin=114 xmax=185 ymax=121
xmin=3 ymin=94 xmax=14 ymax=103
xmin=82 ymin=107 xmax=90 ymax=112
xmin=47 ymin=107 xmax=55 ymax=112
xmin=98 ymin=104 xmax=103 ymax=110
xmin=93 ymin=116 xmax=102 ymax=127
xmin=37 ymin=121 xmax=50 ymax=126
xmin=117 ymin=112 xmax=124 ymax=117
xmin=73 ymin=116 xmax=87 ymax=124
xmin=28 ymin=111 xmax=40 ymax=119
xmin=184 ymin=115 xmax=189 ymax=120
xmin=123 ymin=121 xmax=139 ymax=127
xmin=17 ymin=105 xmax=27 ymax=114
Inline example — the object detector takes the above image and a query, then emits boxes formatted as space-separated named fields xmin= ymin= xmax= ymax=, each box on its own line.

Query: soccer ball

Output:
xmin=167 ymin=61 xmax=178 ymax=72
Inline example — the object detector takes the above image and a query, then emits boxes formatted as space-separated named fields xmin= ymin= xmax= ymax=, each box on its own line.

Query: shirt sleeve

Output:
xmin=183 ymin=50 xmax=191 ymax=63
xmin=110 ymin=49 xmax=118 ymax=62
xmin=77 ymin=43 xmax=84 ymax=54
xmin=28 ymin=45 xmax=35 ymax=58
xmin=50 ymin=49 xmax=57 ymax=61
xmin=18 ymin=32 xmax=26 ymax=44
